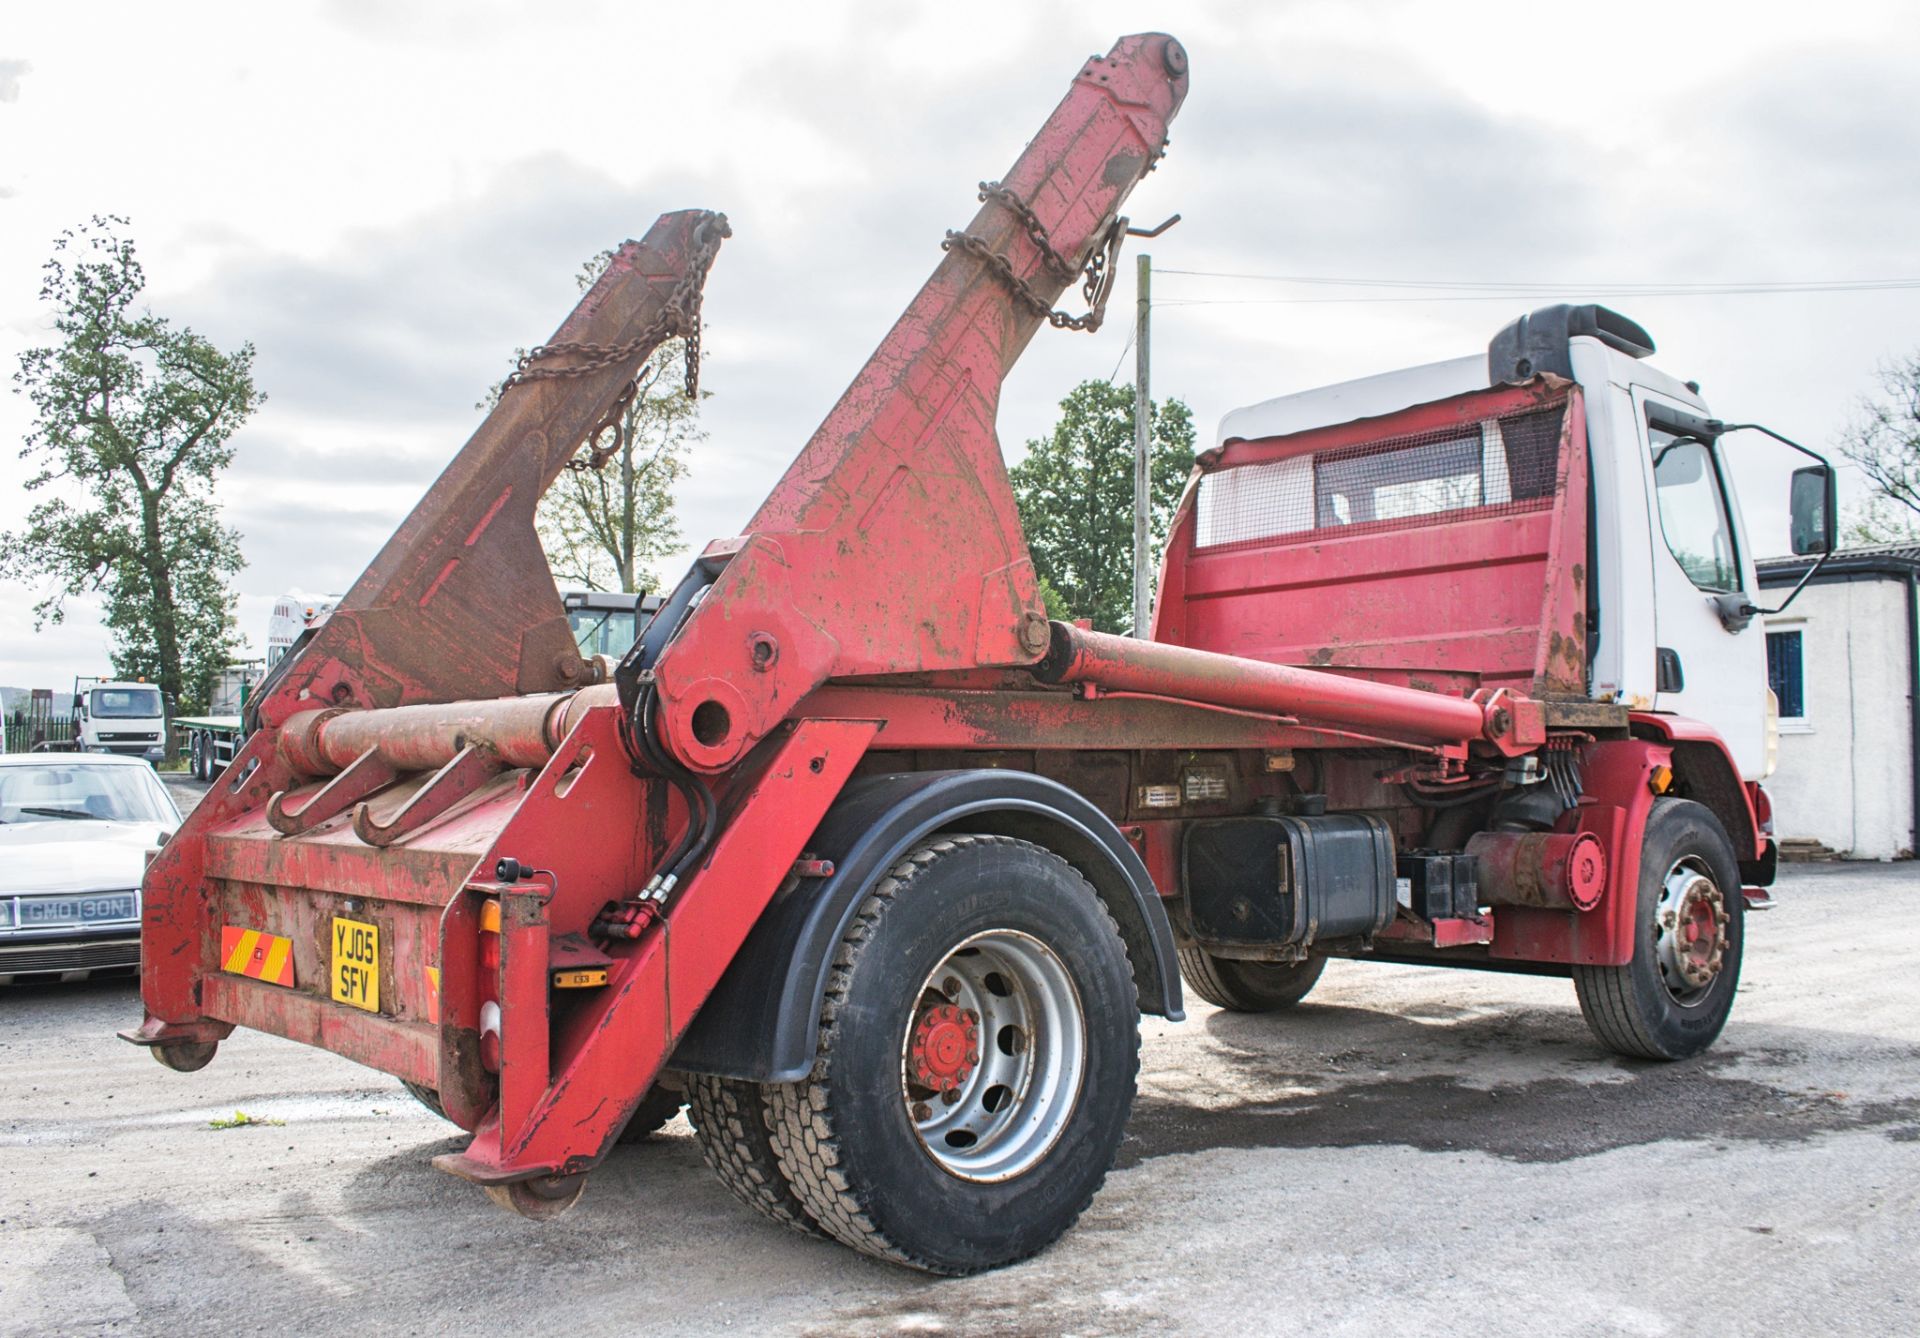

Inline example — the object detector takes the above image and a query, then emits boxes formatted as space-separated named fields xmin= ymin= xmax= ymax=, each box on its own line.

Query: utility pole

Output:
xmin=1132 ymin=252 xmax=1152 ymax=637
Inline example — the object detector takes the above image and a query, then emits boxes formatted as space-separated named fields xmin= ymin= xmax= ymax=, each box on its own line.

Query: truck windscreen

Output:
xmin=90 ymin=688 xmax=163 ymax=719
xmin=569 ymin=610 xmax=640 ymax=659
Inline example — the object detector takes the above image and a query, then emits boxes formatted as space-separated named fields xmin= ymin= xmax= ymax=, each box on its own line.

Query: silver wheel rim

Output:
xmin=1653 ymin=856 xmax=1730 ymax=1005
xmin=899 ymin=929 xmax=1086 ymax=1183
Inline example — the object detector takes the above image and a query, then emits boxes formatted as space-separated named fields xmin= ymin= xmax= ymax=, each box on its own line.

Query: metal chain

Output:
xmin=944 ymin=181 xmax=1124 ymax=333
xmin=503 ymin=211 xmax=731 ymax=472
xmin=942 ymin=215 xmax=1126 ymax=333
xmin=976 ymin=181 xmax=1077 ymax=281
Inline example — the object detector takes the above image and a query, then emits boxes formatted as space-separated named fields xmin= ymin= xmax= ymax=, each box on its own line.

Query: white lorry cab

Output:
xmin=267 ymin=594 xmax=342 ymax=668
xmin=71 ymin=680 xmax=168 ymax=763
xmin=1215 ymin=303 xmax=1835 ymax=786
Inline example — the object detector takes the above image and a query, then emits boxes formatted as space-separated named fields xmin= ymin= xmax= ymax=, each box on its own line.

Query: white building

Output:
xmin=1756 ymin=544 xmax=1918 ymax=861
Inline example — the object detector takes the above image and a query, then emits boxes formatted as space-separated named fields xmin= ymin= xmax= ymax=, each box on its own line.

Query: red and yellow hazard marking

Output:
xmin=220 ymin=925 xmax=296 ymax=987
xmin=425 ymin=966 xmax=441 ymax=1024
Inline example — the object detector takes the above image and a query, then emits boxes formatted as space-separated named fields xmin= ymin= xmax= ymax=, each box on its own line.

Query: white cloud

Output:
xmin=0 ymin=59 xmax=29 ymax=103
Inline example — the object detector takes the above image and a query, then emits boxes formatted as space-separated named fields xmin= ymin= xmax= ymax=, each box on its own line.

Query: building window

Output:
xmin=1766 ymin=629 xmax=1805 ymax=722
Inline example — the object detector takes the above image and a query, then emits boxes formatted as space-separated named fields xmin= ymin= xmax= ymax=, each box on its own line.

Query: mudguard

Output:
xmin=671 ymin=770 xmax=1184 ymax=1083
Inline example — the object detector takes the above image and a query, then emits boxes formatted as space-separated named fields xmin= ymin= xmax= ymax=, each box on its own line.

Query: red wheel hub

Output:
xmin=909 ymin=1004 xmax=980 ymax=1092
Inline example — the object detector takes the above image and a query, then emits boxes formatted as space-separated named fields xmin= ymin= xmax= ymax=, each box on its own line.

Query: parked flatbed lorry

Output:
xmin=125 ymin=33 xmax=1835 ymax=1274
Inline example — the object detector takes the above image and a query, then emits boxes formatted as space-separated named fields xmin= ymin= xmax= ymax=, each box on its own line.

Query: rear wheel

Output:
xmin=1574 ymin=798 xmax=1745 ymax=1060
xmin=764 ymin=834 xmax=1139 ymax=1275
xmin=400 ymin=1079 xmax=448 ymax=1119
xmin=686 ymin=1075 xmax=823 ymax=1237
xmin=617 ymin=1082 xmax=686 ymax=1143
xmin=189 ymin=731 xmax=207 ymax=782
xmin=1178 ymin=946 xmax=1325 ymax=1012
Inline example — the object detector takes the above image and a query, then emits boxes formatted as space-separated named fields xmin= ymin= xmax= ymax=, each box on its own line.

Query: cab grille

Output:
xmin=0 ymin=938 xmax=141 ymax=977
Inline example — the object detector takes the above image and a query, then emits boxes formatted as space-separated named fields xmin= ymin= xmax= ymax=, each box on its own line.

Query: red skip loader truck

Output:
xmin=126 ymin=33 xmax=1835 ymax=1273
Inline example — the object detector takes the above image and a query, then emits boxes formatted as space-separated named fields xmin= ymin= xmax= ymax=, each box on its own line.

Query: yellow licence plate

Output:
xmin=330 ymin=916 xmax=381 ymax=1013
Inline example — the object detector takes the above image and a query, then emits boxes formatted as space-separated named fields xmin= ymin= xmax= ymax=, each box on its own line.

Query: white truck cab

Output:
xmin=1217 ymin=304 xmax=1835 ymax=783
xmin=72 ymin=680 xmax=167 ymax=763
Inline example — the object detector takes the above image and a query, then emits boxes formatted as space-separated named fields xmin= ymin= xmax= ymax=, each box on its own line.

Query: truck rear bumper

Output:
xmin=203 ymin=971 xmax=440 ymax=1085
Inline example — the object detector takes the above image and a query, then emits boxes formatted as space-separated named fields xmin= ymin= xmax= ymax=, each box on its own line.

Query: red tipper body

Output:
xmin=128 ymin=31 xmax=1770 ymax=1211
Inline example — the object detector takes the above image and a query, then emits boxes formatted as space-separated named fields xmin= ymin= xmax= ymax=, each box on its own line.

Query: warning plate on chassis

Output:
xmin=330 ymin=916 xmax=380 ymax=1013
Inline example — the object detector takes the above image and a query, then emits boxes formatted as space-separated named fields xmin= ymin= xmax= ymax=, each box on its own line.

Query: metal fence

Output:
xmin=3 ymin=715 xmax=77 ymax=754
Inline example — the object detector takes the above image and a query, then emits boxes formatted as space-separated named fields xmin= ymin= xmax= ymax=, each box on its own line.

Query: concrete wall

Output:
xmin=1764 ymin=576 xmax=1915 ymax=860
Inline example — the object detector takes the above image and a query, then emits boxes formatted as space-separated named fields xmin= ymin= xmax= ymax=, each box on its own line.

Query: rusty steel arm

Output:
xmin=1032 ymin=623 xmax=1545 ymax=755
xmin=132 ymin=212 xmax=726 ymax=1035
xmin=643 ymin=34 xmax=1191 ymax=773
xmin=256 ymin=210 xmax=728 ymax=726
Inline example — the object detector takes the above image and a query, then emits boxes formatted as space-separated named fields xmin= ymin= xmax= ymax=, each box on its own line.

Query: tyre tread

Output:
xmin=685 ymin=1074 xmax=823 ymax=1237
xmin=1572 ymin=798 xmax=1742 ymax=1061
xmin=765 ymin=833 xmax=1136 ymax=1275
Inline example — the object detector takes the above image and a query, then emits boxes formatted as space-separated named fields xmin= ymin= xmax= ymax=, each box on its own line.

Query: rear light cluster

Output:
xmin=478 ymin=897 xmax=503 ymax=1072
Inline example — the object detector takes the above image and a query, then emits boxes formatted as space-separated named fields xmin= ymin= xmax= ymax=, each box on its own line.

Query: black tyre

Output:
xmin=1574 ymin=798 xmax=1745 ymax=1060
xmin=189 ymin=731 xmax=207 ymax=782
xmin=401 ymin=1079 xmax=448 ymax=1119
xmin=1177 ymin=946 xmax=1325 ymax=1012
xmin=765 ymin=834 xmax=1139 ymax=1275
xmin=403 ymin=1078 xmax=683 ymax=1140
xmin=616 ymin=1082 xmax=687 ymax=1143
xmin=685 ymin=1074 xmax=823 ymax=1237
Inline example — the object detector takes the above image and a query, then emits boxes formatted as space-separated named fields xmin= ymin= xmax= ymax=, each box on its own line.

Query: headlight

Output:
xmin=0 ymin=900 xmax=13 ymax=928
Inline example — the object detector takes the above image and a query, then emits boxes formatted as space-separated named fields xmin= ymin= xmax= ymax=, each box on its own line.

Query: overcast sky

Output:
xmin=3 ymin=0 xmax=1915 ymax=692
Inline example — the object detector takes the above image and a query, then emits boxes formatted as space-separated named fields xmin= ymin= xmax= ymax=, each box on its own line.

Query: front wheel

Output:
xmin=1574 ymin=798 xmax=1745 ymax=1060
xmin=764 ymin=834 xmax=1140 ymax=1275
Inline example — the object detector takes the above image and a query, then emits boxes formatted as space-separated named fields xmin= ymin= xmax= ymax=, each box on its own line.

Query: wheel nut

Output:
xmin=943 ymin=977 xmax=961 ymax=997
xmin=911 ymin=1102 xmax=931 ymax=1121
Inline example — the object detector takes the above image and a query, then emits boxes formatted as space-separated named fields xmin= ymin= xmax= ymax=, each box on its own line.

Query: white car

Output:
xmin=0 ymin=754 xmax=181 ymax=983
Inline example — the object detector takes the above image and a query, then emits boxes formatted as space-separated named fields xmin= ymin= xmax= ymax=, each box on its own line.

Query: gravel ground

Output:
xmin=2 ymin=826 xmax=1915 ymax=1335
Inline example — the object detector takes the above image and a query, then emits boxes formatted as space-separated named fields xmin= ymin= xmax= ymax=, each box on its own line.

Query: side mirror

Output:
xmin=1711 ymin=419 xmax=1837 ymax=619
xmin=1789 ymin=465 xmax=1836 ymax=556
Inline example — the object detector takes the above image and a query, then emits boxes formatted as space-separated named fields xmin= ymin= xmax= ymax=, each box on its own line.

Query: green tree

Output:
xmin=1010 ymin=379 xmax=1197 ymax=633
xmin=1840 ymin=352 xmax=1920 ymax=544
xmin=485 ymin=251 xmax=698 ymax=594
xmin=2 ymin=217 xmax=257 ymax=720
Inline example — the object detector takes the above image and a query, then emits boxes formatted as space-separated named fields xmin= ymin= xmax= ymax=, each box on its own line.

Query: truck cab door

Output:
xmin=1635 ymin=386 xmax=1769 ymax=778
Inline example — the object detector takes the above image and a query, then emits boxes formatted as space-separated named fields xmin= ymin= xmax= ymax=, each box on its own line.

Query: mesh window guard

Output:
xmin=1197 ymin=403 xmax=1567 ymax=548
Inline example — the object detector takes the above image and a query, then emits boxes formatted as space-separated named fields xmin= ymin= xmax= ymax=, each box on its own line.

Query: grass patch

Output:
xmin=209 ymin=1109 xmax=284 ymax=1129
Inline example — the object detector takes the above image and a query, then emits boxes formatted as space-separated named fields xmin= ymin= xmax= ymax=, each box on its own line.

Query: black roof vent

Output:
xmin=1488 ymin=304 xmax=1655 ymax=385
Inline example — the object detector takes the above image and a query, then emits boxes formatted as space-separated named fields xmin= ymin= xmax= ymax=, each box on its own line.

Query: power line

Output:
xmin=1106 ymin=324 xmax=1137 ymax=383
xmin=1156 ymin=286 xmax=1920 ymax=309
xmin=1151 ymin=270 xmax=1920 ymax=304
